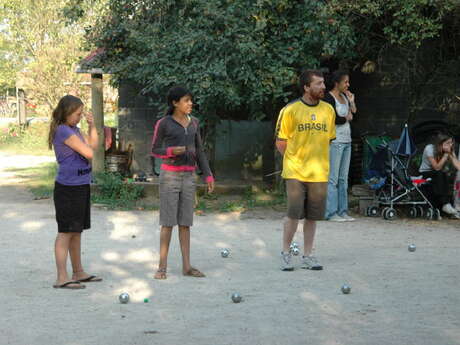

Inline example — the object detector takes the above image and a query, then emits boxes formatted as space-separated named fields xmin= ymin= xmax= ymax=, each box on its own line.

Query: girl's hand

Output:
xmin=207 ymin=180 xmax=214 ymax=194
xmin=346 ymin=112 xmax=353 ymax=121
xmin=172 ymin=146 xmax=186 ymax=155
xmin=84 ymin=112 xmax=94 ymax=126
xmin=345 ymin=90 xmax=355 ymax=103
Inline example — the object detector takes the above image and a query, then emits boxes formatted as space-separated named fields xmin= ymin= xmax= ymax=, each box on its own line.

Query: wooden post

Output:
xmin=91 ymin=73 xmax=105 ymax=173
xmin=18 ymin=89 xmax=26 ymax=126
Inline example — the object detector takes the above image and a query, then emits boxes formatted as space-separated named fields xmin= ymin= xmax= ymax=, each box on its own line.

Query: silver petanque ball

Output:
xmin=291 ymin=247 xmax=300 ymax=256
xmin=231 ymin=293 xmax=242 ymax=303
xmin=221 ymin=249 xmax=230 ymax=258
xmin=119 ymin=292 xmax=130 ymax=304
xmin=290 ymin=242 xmax=299 ymax=250
xmin=408 ymin=244 xmax=416 ymax=252
xmin=341 ymin=285 xmax=351 ymax=294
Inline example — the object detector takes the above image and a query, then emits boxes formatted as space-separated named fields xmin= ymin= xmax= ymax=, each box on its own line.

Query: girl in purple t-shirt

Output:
xmin=48 ymin=95 xmax=102 ymax=289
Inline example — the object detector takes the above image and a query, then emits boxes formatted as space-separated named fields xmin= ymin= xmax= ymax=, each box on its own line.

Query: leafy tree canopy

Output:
xmin=84 ymin=0 xmax=455 ymax=120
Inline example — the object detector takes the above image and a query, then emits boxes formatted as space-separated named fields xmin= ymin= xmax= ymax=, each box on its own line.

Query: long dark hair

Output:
xmin=433 ymin=132 xmax=454 ymax=162
xmin=48 ymin=95 xmax=83 ymax=149
xmin=326 ymin=70 xmax=349 ymax=92
xmin=165 ymin=86 xmax=192 ymax=115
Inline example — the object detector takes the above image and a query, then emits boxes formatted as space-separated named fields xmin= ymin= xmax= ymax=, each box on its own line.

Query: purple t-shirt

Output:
xmin=53 ymin=125 xmax=92 ymax=185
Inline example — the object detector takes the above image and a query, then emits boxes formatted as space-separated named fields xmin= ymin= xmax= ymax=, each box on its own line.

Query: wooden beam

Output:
xmin=91 ymin=73 xmax=105 ymax=173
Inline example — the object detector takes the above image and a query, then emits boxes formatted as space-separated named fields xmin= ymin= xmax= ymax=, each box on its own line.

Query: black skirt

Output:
xmin=53 ymin=182 xmax=91 ymax=233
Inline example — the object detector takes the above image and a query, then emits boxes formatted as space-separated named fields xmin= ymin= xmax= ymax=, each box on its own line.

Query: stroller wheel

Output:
xmin=425 ymin=208 xmax=434 ymax=220
xmin=383 ymin=207 xmax=397 ymax=220
xmin=416 ymin=206 xmax=424 ymax=218
xmin=409 ymin=207 xmax=418 ymax=218
xmin=434 ymin=208 xmax=441 ymax=220
xmin=367 ymin=206 xmax=379 ymax=217
xmin=381 ymin=207 xmax=390 ymax=217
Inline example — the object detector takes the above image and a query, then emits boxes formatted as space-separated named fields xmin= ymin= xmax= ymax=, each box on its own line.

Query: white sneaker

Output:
xmin=301 ymin=255 xmax=323 ymax=270
xmin=442 ymin=203 xmax=458 ymax=215
xmin=340 ymin=213 xmax=355 ymax=221
xmin=328 ymin=214 xmax=346 ymax=222
xmin=280 ymin=252 xmax=294 ymax=271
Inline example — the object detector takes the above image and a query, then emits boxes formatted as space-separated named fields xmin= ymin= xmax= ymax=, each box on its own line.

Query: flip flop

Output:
xmin=53 ymin=281 xmax=86 ymax=289
xmin=77 ymin=275 xmax=103 ymax=283
xmin=183 ymin=267 xmax=205 ymax=278
xmin=154 ymin=268 xmax=167 ymax=280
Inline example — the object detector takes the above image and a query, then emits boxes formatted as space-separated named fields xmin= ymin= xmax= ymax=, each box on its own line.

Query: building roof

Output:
xmin=75 ymin=47 xmax=112 ymax=74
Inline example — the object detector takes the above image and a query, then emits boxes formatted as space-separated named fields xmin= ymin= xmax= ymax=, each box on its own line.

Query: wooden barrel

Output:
xmin=106 ymin=154 xmax=129 ymax=175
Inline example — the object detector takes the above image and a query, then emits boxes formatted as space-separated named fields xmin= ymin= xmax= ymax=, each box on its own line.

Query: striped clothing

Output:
xmin=151 ymin=115 xmax=214 ymax=182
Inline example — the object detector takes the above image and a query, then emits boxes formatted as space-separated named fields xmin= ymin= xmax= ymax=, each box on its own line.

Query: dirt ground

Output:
xmin=1 ymin=153 xmax=460 ymax=345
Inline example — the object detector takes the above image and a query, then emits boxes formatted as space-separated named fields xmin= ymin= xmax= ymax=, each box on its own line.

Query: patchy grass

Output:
xmin=0 ymin=122 xmax=51 ymax=155
xmin=0 ymin=113 xmax=117 ymax=156
xmin=5 ymin=161 xmax=57 ymax=199
xmin=195 ymin=188 xmax=286 ymax=214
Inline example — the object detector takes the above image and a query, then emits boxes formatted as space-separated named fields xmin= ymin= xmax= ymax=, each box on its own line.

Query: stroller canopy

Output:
xmin=395 ymin=123 xmax=416 ymax=156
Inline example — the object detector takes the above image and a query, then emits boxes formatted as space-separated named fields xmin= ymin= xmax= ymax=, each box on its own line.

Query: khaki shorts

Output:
xmin=159 ymin=170 xmax=196 ymax=226
xmin=285 ymin=179 xmax=327 ymax=220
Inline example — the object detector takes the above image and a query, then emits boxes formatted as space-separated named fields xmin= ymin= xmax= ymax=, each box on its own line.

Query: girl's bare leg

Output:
xmin=69 ymin=233 xmax=88 ymax=280
xmin=155 ymin=226 xmax=173 ymax=279
xmin=54 ymin=232 xmax=73 ymax=285
xmin=179 ymin=226 xmax=205 ymax=277
xmin=178 ymin=226 xmax=191 ymax=272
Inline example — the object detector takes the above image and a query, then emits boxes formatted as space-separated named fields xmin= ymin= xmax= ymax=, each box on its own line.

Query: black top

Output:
xmin=151 ymin=115 xmax=213 ymax=181
xmin=323 ymin=93 xmax=349 ymax=125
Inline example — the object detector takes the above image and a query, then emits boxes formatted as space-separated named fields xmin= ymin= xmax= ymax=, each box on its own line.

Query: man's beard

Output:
xmin=312 ymin=90 xmax=325 ymax=101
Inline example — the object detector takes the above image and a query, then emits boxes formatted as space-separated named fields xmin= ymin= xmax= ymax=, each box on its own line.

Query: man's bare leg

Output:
xmin=283 ymin=217 xmax=299 ymax=252
xmin=303 ymin=219 xmax=316 ymax=256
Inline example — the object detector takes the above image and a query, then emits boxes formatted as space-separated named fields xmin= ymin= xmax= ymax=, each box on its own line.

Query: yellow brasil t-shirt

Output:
xmin=275 ymin=98 xmax=336 ymax=182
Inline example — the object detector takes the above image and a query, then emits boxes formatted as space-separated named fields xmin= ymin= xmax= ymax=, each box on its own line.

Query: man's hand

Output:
xmin=275 ymin=139 xmax=287 ymax=156
xmin=172 ymin=146 xmax=186 ymax=155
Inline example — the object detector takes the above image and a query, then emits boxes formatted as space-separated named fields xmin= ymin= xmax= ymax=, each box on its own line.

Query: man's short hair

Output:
xmin=299 ymin=70 xmax=323 ymax=92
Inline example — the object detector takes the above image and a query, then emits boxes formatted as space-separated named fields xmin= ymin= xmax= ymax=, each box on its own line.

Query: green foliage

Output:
xmin=326 ymin=0 xmax=455 ymax=50
xmin=86 ymin=0 xmax=355 ymax=122
xmin=0 ymin=0 xmax=109 ymax=116
xmin=92 ymin=171 xmax=144 ymax=209
xmin=84 ymin=0 xmax=455 ymax=124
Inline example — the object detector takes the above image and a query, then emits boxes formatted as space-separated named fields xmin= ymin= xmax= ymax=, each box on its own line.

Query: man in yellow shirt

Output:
xmin=275 ymin=70 xmax=336 ymax=271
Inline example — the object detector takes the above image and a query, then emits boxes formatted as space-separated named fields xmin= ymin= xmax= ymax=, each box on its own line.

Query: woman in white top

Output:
xmin=454 ymin=145 xmax=460 ymax=211
xmin=419 ymin=133 xmax=460 ymax=218
xmin=323 ymin=71 xmax=357 ymax=222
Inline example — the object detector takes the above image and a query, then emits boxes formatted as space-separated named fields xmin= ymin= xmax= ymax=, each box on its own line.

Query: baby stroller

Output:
xmin=363 ymin=125 xmax=440 ymax=220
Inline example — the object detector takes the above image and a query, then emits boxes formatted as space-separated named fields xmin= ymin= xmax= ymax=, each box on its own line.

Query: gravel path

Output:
xmin=1 ymin=153 xmax=459 ymax=345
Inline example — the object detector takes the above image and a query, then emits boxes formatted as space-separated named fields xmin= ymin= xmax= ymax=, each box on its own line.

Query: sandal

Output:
xmin=183 ymin=267 xmax=205 ymax=278
xmin=154 ymin=268 xmax=167 ymax=280
xmin=53 ymin=280 xmax=86 ymax=289
xmin=77 ymin=275 xmax=103 ymax=283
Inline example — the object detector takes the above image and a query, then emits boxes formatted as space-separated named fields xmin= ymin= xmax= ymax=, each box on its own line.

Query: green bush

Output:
xmin=92 ymin=171 xmax=144 ymax=209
